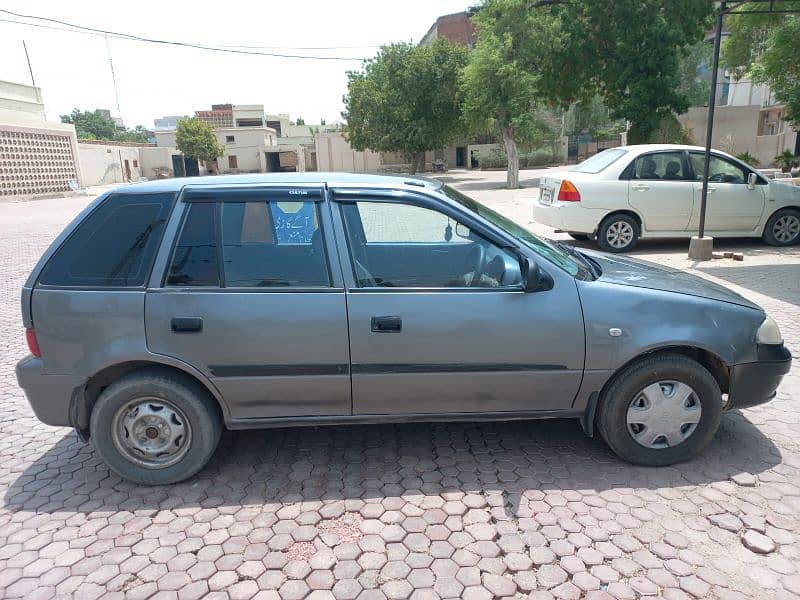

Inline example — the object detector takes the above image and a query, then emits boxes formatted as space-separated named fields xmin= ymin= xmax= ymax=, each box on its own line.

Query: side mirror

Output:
xmin=747 ymin=172 xmax=758 ymax=190
xmin=520 ymin=257 xmax=553 ymax=293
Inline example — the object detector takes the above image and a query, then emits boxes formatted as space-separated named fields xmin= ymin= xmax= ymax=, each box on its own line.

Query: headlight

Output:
xmin=756 ymin=316 xmax=783 ymax=345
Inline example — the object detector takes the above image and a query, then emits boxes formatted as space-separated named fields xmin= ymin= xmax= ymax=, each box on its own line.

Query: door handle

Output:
xmin=171 ymin=317 xmax=203 ymax=333
xmin=707 ymin=186 xmax=717 ymax=194
xmin=631 ymin=184 xmax=650 ymax=191
xmin=371 ymin=316 xmax=402 ymax=333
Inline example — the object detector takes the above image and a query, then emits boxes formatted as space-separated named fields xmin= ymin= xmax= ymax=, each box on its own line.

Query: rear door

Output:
xmin=688 ymin=152 xmax=766 ymax=232
xmin=146 ymin=185 xmax=351 ymax=421
xmin=331 ymin=188 xmax=585 ymax=416
xmin=625 ymin=150 xmax=694 ymax=231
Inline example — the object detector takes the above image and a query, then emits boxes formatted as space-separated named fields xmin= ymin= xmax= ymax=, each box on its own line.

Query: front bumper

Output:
xmin=727 ymin=344 xmax=792 ymax=410
xmin=15 ymin=355 xmax=85 ymax=427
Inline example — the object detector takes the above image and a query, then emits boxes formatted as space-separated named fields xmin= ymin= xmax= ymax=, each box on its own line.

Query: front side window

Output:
xmin=690 ymin=153 xmax=747 ymax=184
xmin=632 ymin=152 xmax=688 ymax=180
xmin=167 ymin=198 xmax=330 ymax=288
xmin=39 ymin=193 xmax=174 ymax=287
xmin=341 ymin=200 xmax=522 ymax=288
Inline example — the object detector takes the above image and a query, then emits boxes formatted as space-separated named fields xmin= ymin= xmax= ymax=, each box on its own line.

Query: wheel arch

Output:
xmin=601 ymin=209 xmax=643 ymax=231
xmin=599 ymin=344 xmax=730 ymax=405
xmin=762 ymin=205 xmax=800 ymax=235
xmin=75 ymin=359 xmax=229 ymax=439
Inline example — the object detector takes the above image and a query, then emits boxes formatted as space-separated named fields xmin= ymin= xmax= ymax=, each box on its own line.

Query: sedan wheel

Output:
xmin=597 ymin=214 xmax=639 ymax=253
xmin=764 ymin=208 xmax=800 ymax=246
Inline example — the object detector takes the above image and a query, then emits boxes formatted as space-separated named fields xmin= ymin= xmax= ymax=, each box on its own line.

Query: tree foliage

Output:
xmin=553 ymin=1 xmax=714 ymax=143
xmin=723 ymin=3 xmax=800 ymax=126
xmin=461 ymin=0 xmax=562 ymax=188
xmin=342 ymin=38 xmax=469 ymax=172
xmin=175 ymin=118 xmax=224 ymax=162
xmin=60 ymin=108 xmax=152 ymax=143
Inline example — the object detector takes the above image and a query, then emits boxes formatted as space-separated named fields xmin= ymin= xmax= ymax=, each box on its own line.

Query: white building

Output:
xmin=0 ymin=79 xmax=82 ymax=199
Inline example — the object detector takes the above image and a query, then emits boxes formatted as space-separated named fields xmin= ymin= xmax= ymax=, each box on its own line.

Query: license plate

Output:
xmin=540 ymin=188 xmax=553 ymax=205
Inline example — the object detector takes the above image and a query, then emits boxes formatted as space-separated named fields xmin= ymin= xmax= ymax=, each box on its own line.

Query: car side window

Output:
xmin=340 ymin=200 xmax=522 ymax=289
xmin=690 ymin=153 xmax=747 ymax=184
xmin=39 ymin=193 xmax=175 ymax=287
xmin=221 ymin=201 xmax=330 ymax=287
xmin=167 ymin=199 xmax=331 ymax=288
xmin=632 ymin=152 xmax=688 ymax=181
xmin=167 ymin=202 xmax=220 ymax=286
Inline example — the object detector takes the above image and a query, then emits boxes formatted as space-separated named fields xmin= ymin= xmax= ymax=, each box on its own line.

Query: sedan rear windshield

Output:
xmin=571 ymin=148 xmax=628 ymax=174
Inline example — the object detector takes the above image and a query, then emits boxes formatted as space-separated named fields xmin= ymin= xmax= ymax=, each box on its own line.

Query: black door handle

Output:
xmin=371 ymin=316 xmax=402 ymax=333
xmin=171 ymin=317 xmax=203 ymax=333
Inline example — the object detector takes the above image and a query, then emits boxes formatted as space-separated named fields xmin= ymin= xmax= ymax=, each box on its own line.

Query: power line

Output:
xmin=0 ymin=9 xmax=371 ymax=61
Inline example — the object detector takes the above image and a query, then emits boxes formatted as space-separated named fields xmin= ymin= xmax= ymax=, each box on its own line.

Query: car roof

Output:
xmin=112 ymin=172 xmax=444 ymax=194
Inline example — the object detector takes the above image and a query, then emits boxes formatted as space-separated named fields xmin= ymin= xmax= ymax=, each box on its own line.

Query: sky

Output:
xmin=0 ymin=0 xmax=473 ymax=129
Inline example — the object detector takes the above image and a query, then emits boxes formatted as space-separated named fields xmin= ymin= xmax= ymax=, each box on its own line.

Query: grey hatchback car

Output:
xmin=16 ymin=173 xmax=791 ymax=484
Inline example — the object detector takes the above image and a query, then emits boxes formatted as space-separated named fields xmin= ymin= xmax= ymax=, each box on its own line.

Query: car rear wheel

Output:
xmin=597 ymin=214 xmax=639 ymax=253
xmin=596 ymin=354 xmax=722 ymax=466
xmin=90 ymin=369 xmax=222 ymax=485
xmin=763 ymin=208 xmax=800 ymax=246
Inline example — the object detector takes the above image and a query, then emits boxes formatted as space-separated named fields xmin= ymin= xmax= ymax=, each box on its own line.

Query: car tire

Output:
xmin=90 ymin=369 xmax=222 ymax=485
xmin=595 ymin=353 xmax=722 ymax=466
xmin=597 ymin=214 xmax=639 ymax=253
xmin=763 ymin=208 xmax=800 ymax=246
xmin=567 ymin=232 xmax=589 ymax=241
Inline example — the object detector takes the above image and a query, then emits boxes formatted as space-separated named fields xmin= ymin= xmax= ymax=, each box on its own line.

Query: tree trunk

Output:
xmin=408 ymin=152 xmax=424 ymax=174
xmin=502 ymin=127 xmax=519 ymax=189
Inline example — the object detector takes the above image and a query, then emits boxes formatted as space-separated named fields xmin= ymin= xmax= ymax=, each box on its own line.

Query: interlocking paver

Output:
xmin=0 ymin=184 xmax=798 ymax=600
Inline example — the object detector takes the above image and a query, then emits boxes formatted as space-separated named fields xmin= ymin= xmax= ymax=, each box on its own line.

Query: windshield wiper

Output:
xmin=553 ymin=240 xmax=601 ymax=278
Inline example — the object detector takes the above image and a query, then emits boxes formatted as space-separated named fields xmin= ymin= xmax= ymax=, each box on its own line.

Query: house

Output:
xmin=154 ymin=105 xmax=317 ymax=174
xmin=0 ymin=79 xmax=82 ymax=199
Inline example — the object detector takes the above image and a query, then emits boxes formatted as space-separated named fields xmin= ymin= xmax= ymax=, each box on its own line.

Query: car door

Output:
xmin=145 ymin=185 xmax=351 ymax=421
xmin=331 ymin=188 xmax=585 ymax=416
xmin=625 ymin=150 xmax=694 ymax=231
xmin=688 ymin=152 xmax=766 ymax=232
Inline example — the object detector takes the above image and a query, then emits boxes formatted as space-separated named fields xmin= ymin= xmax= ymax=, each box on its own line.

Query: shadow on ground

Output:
xmin=3 ymin=412 xmax=780 ymax=520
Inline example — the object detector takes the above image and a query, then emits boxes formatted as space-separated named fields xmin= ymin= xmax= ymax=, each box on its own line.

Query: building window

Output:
xmin=226 ymin=135 xmax=235 ymax=143
xmin=228 ymin=155 xmax=238 ymax=169
xmin=133 ymin=160 xmax=139 ymax=168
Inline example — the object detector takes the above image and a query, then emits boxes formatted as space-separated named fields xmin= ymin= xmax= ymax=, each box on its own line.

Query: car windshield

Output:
xmin=442 ymin=185 xmax=585 ymax=277
xmin=571 ymin=148 xmax=628 ymax=174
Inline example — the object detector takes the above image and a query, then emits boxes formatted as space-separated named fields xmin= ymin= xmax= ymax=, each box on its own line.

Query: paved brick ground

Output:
xmin=1 ymin=177 xmax=799 ymax=599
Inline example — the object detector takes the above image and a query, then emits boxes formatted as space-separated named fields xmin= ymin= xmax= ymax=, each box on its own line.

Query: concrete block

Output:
xmin=688 ymin=236 xmax=713 ymax=261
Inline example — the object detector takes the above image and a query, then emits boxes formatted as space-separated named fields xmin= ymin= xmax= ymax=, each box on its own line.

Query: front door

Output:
xmin=146 ymin=186 xmax=351 ymax=421
xmin=688 ymin=152 xmax=766 ymax=232
xmin=332 ymin=191 xmax=585 ymax=415
xmin=626 ymin=151 xmax=694 ymax=231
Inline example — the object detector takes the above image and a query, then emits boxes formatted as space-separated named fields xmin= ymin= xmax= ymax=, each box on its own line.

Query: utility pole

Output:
xmin=22 ymin=40 xmax=35 ymax=86
xmin=105 ymin=36 xmax=123 ymax=121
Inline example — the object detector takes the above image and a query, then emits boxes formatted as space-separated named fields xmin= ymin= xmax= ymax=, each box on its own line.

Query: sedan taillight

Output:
xmin=26 ymin=328 xmax=41 ymax=358
xmin=557 ymin=180 xmax=581 ymax=202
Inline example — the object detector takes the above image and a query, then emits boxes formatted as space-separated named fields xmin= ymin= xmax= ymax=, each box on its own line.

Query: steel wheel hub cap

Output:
xmin=774 ymin=215 xmax=800 ymax=243
xmin=607 ymin=221 xmax=634 ymax=248
xmin=112 ymin=398 xmax=191 ymax=468
xmin=626 ymin=380 xmax=701 ymax=449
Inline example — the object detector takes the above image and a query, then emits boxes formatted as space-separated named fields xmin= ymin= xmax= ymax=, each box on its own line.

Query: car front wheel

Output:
xmin=596 ymin=354 xmax=722 ymax=466
xmin=90 ymin=369 xmax=222 ymax=485
xmin=763 ymin=208 xmax=800 ymax=246
xmin=597 ymin=214 xmax=639 ymax=253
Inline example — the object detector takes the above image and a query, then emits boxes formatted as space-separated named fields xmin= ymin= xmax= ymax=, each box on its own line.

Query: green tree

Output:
xmin=175 ymin=118 xmax=224 ymax=163
xmin=61 ymin=108 xmax=117 ymax=140
xmin=295 ymin=117 xmax=305 ymax=125
xmin=462 ymin=0 xmax=564 ymax=188
xmin=343 ymin=38 xmax=469 ymax=173
xmin=723 ymin=3 xmax=800 ymax=126
xmin=116 ymin=125 xmax=152 ymax=144
xmin=555 ymin=1 xmax=714 ymax=143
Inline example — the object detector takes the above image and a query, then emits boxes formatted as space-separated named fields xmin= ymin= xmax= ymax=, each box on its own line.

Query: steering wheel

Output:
xmin=464 ymin=244 xmax=487 ymax=287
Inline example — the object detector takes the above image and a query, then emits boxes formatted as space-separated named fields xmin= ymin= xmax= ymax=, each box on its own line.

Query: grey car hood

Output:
xmin=582 ymin=251 xmax=761 ymax=310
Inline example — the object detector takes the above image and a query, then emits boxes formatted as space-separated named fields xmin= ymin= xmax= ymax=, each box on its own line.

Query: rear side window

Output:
xmin=166 ymin=203 xmax=220 ymax=287
xmin=39 ymin=193 xmax=175 ymax=287
xmin=167 ymin=199 xmax=330 ymax=288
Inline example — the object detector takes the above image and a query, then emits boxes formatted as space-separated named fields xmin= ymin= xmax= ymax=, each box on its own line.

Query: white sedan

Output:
xmin=532 ymin=144 xmax=800 ymax=252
